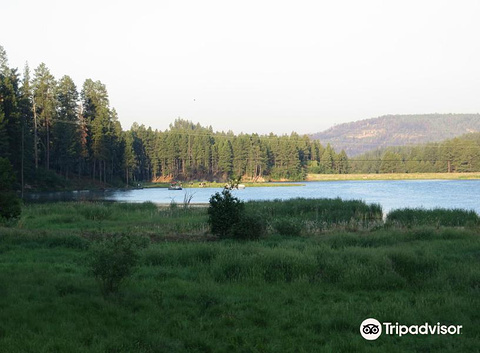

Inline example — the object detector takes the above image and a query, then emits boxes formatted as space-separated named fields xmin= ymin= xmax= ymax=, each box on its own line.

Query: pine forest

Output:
xmin=2 ymin=45 xmax=480 ymax=191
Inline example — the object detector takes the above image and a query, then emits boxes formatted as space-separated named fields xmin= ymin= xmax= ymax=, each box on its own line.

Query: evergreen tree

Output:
xmin=123 ymin=131 xmax=137 ymax=185
xmin=336 ymin=150 xmax=349 ymax=174
xmin=32 ymin=63 xmax=56 ymax=170
xmin=217 ymin=139 xmax=233 ymax=178
xmin=16 ymin=63 xmax=34 ymax=193
xmin=0 ymin=48 xmax=22 ymax=179
xmin=380 ymin=151 xmax=403 ymax=173
xmin=320 ymin=143 xmax=335 ymax=173
xmin=53 ymin=75 xmax=79 ymax=178
xmin=0 ymin=46 xmax=11 ymax=161
xmin=81 ymin=79 xmax=122 ymax=183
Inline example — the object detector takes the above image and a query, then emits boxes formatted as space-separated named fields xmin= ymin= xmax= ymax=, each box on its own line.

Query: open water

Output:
xmin=24 ymin=180 xmax=480 ymax=214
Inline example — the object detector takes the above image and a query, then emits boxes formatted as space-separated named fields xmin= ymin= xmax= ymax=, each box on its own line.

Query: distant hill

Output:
xmin=310 ymin=114 xmax=480 ymax=156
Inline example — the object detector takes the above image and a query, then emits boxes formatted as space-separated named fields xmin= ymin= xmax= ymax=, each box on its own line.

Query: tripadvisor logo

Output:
xmin=360 ymin=318 xmax=382 ymax=340
xmin=360 ymin=318 xmax=463 ymax=340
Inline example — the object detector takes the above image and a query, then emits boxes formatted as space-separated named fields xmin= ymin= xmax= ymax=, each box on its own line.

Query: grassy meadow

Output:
xmin=1 ymin=200 xmax=480 ymax=352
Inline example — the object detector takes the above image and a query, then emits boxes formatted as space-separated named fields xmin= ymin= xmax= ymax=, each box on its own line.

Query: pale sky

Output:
xmin=2 ymin=0 xmax=480 ymax=135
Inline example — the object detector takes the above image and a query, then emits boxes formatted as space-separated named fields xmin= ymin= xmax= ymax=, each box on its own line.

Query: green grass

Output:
xmin=1 ymin=200 xmax=480 ymax=352
xmin=18 ymin=198 xmax=383 ymax=237
xmin=18 ymin=201 xmax=209 ymax=239
xmin=141 ymin=182 xmax=170 ymax=188
xmin=247 ymin=198 xmax=383 ymax=234
xmin=1 ymin=226 xmax=480 ymax=352
xmin=386 ymin=208 xmax=480 ymax=228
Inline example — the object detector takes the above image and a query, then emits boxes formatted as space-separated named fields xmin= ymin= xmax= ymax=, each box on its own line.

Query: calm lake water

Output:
xmin=25 ymin=180 xmax=480 ymax=214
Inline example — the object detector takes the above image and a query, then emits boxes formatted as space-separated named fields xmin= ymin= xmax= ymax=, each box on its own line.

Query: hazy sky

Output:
xmin=2 ymin=0 xmax=480 ymax=135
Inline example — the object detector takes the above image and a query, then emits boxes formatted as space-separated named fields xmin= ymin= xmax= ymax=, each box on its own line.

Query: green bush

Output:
xmin=0 ymin=158 xmax=21 ymax=222
xmin=0 ymin=191 xmax=22 ymax=222
xmin=207 ymin=189 xmax=244 ymax=238
xmin=88 ymin=235 xmax=141 ymax=296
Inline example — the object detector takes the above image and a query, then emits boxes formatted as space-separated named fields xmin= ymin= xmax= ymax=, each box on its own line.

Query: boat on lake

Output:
xmin=168 ymin=182 xmax=183 ymax=190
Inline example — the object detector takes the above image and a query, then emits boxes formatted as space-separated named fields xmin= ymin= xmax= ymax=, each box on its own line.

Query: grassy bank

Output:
xmin=1 ymin=201 xmax=480 ymax=352
xmin=307 ymin=172 xmax=480 ymax=181
xmin=17 ymin=198 xmax=385 ymax=238
xmin=18 ymin=202 xmax=210 ymax=240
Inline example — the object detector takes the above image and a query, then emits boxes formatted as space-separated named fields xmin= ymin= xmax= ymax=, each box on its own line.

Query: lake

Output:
xmin=24 ymin=180 xmax=480 ymax=214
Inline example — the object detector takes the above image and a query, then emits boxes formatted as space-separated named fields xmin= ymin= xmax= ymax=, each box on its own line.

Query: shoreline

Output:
xmin=142 ymin=182 xmax=304 ymax=189
xmin=21 ymin=173 xmax=480 ymax=195
xmin=306 ymin=172 xmax=480 ymax=181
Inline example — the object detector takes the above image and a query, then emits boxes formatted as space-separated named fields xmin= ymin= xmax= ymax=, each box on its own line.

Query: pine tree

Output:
xmin=54 ymin=75 xmax=79 ymax=178
xmin=0 ymin=48 xmax=23 ymax=184
xmin=320 ymin=144 xmax=335 ymax=173
xmin=0 ymin=46 xmax=11 ymax=160
xmin=336 ymin=150 xmax=349 ymax=174
xmin=32 ymin=63 xmax=56 ymax=170
xmin=81 ymin=79 xmax=120 ymax=183
xmin=18 ymin=63 xmax=35 ymax=192
xmin=217 ymin=139 xmax=233 ymax=178
xmin=123 ymin=131 xmax=137 ymax=186
xmin=380 ymin=151 xmax=403 ymax=173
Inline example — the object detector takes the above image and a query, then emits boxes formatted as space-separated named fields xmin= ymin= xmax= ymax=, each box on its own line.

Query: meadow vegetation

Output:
xmin=0 ymin=199 xmax=479 ymax=352
xmin=386 ymin=208 xmax=480 ymax=228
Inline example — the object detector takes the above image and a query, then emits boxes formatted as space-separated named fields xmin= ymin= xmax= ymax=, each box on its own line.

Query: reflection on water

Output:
xmin=24 ymin=180 xmax=480 ymax=214
xmin=25 ymin=190 xmax=114 ymax=203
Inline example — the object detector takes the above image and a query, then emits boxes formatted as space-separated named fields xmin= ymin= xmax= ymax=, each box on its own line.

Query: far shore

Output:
xmin=142 ymin=181 xmax=304 ymax=189
xmin=22 ymin=173 xmax=480 ymax=195
xmin=306 ymin=172 xmax=480 ymax=181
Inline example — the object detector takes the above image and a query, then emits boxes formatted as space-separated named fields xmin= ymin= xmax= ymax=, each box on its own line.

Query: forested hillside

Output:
xmin=0 ymin=46 xmax=348 ymax=189
xmin=311 ymin=114 xmax=480 ymax=156
xmin=350 ymin=132 xmax=480 ymax=174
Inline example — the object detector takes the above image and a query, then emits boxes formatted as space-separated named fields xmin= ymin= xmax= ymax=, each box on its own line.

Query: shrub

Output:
xmin=207 ymin=189 xmax=244 ymax=238
xmin=88 ymin=235 xmax=140 ymax=296
xmin=0 ymin=158 xmax=21 ymax=222
xmin=0 ymin=190 xmax=22 ymax=222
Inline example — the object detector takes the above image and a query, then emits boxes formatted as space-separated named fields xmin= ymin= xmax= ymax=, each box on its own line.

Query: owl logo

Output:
xmin=360 ymin=318 xmax=382 ymax=340
xmin=363 ymin=323 xmax=380 ymax=335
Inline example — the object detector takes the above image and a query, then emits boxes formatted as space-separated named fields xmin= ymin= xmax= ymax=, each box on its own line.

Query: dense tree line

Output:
xmin=0 ymin=46 xmax=348 ymax=189
xmin=125 ymin=119 xmax=350 ymax=183
xmin=350 ymin=133 xmax=480 ymax=173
